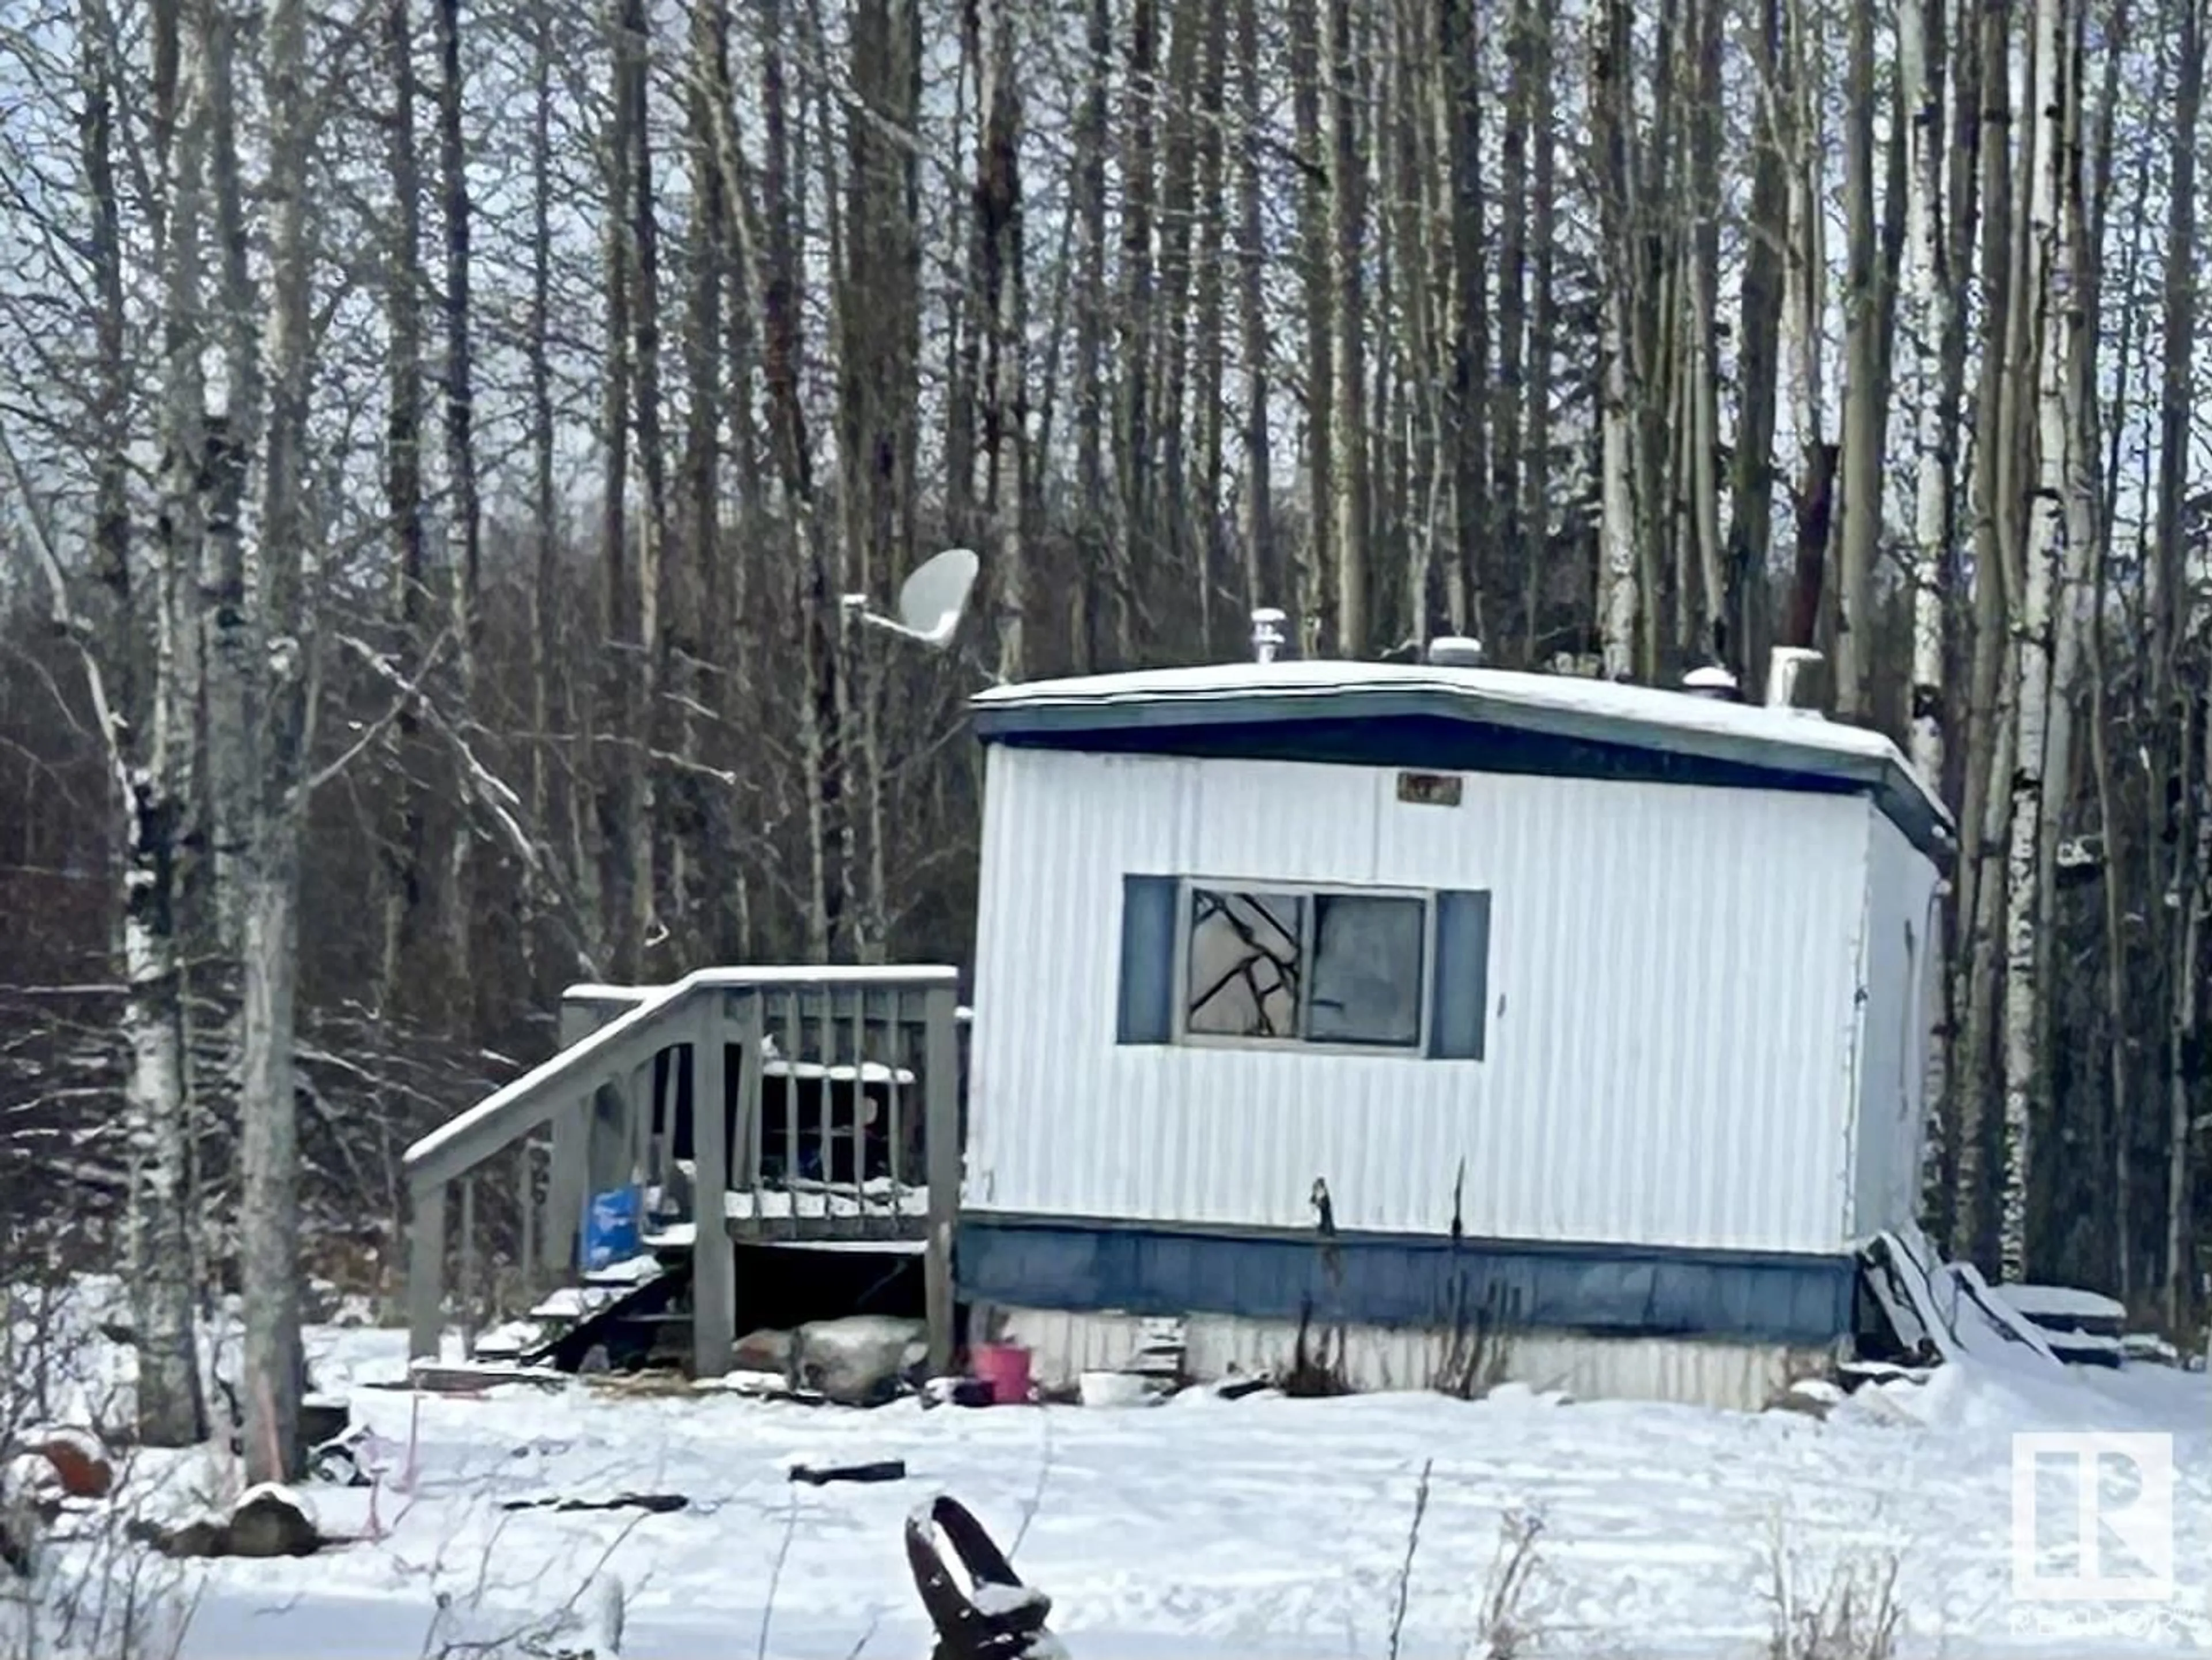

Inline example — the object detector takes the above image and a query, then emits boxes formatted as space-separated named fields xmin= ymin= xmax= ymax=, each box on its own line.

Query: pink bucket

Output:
xmin=970 ymin=1343 xmax=1032 ymax=1405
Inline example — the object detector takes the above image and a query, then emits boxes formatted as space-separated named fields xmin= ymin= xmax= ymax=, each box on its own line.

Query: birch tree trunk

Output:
xmin=196 ymin=0 xmax=257 ymax=1230
xmin=198 ymin=0 xmax=253 ymax=977
xmin=1191 ymin=0 xmax=1228 ymax=654
xmin=1999 ymin=0 xmax=2073 ymax=1283
xmin=1900 ymin=0 xmax=1956 ymax=1215
xmin=1902 ymin=0 xmax=1952 ymax=789
xmin=1156 ymin=0 xmax=1200 ymax=616
xmin=1831 ymin=0 xmax=1880 ymax=718
xmin=1071 ymin=0 xmax=1113 ymax=667
xmin=524 ymin=2 xmax=591 ymax=939
xmin=1325 ymin=0 xmax=1368 ymax=656
xmin=684 ymin=0 xmax=736 ymax=958
xmin=1441 ymin=0 xmax=1486 ymax=637
xmin=835 ymin=0 xmax=918 ymax=954
xmin=1950 ymin=0 xmax=2016 ymax=1264
xmin=755 ymin=0 xmax=838 ymax=958
xmin=976 ymin=0 xmax=1027 ymax=682
xmin=598 ymin=0 xmax=636 ymax=974
xmin=1521 ymin=5 xmax=1555 ymax=664
xmin=1495 ymin=0 xmax=1531 ymax=623
xmin=240 ymin=0 xmax=319 ymax=1479
xmin=435 ymin=0 xmax=481 ymax=999
xmin=1291 ymin=0 xmax=1332 ymax=651
xmin=1726 ymin=0 xmax=1787 ymax=682
xmin=1683 ymin=0 xmax=1725 ymax=664
xmin=1593 ymin=0 xmax=1638 ymax=680
xmin=1118 ymin=0 xmax=1160 ymax=646
xmin=1233 ymin=0 xmax=1275 ymax=617
xmin=133 ymin=0 xmax=211 ymax=1448
xmin=2152 ymin=0 xmax=2205 ymax=1321
xmin=1778 ymin=0 xmax=1833 ymax=656
xmin=380 ymin=0 xmax=429 ymax=1020
xmin=621 ymin=0 xmax=668 ymax=966
xmin=2166 ymin=715 xmax=2203 ymax=1326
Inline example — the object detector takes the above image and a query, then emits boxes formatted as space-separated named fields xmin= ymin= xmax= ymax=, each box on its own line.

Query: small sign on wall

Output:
xmin=1396 ymin=770 xmax=1464 ymax=807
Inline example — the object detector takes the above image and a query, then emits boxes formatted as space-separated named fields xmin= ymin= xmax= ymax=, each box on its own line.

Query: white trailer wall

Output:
xmin=965 ymin=746 xmax=1878 ymax=1255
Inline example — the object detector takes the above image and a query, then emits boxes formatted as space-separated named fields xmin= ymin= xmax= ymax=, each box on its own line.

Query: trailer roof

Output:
xmin=972 ymin=660 xmax=1953 ymax=862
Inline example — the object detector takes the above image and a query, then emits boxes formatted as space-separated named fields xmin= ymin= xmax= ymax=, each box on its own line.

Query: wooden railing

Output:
xmin=401 ymin=966 xmax=964 ymax=1377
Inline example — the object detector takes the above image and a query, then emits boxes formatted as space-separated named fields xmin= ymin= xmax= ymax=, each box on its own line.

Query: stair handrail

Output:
xmin=403 ymin=963 xmax=961 ymax=1189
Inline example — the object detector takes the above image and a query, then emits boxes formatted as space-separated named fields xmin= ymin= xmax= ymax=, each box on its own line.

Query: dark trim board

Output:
xmin=956 ymin=1215 xmax=1857 ymax=1348
xmin=975 ymin=707 xmax=1950 ymax=865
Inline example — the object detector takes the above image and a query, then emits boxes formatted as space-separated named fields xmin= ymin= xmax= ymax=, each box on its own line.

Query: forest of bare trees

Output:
xmin=0 ymin=0 xmax=2207 ymax=1473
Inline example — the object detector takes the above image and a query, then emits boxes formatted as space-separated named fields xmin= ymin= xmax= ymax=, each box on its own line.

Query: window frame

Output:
xmin=1168 ymin=876 xmax=1439 ymax=1057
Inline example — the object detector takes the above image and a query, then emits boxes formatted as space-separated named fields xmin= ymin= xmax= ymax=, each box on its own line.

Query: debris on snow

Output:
xmin=789 ymin=1458 xmax=907 ymax=1487
xmin=140 ymin=1483 xmax=326 ymax=1560
xmin=14 ymin=1425 xmax=113 ymax=1500
xmin=789 ymin=1315 xmax=928 ymax=1407
xmin=497 ymin=1492 xmax=688 ymax=1516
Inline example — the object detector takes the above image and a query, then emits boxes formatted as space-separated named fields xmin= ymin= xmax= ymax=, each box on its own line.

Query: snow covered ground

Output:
xmin=7 ymin=1306 xmax=2211 ymax=1659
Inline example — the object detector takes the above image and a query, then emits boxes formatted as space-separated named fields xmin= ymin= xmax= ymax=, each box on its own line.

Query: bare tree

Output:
xmin=976 ymin=0 xmax=1027 ymax=681
xmin=237 ymin=0 xmax=323 ymax=1477
xmin=136 ymin=0 xmax=214 ymax=1449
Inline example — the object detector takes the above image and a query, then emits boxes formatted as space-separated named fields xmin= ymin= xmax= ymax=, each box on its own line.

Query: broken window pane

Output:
xmin=1185 ymin=887 xmax=1306 ymax=1038
xmin=1307 ymin=892 xmax=1426 ymax=1047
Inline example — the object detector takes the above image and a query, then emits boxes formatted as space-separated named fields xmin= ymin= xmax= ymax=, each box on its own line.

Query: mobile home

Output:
xmin=955 ymin=646 xmax=1953 ymax=1408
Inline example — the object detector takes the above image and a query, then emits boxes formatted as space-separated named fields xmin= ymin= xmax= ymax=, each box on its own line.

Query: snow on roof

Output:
xmin=976 ymin=659 xmax=1893 ymax=762
xmin=972 ymin=659 xmax=1952 ymax=837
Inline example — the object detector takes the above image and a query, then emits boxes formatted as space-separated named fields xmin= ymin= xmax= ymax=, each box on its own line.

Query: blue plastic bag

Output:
xmin=582 ymin=1185 xmax=642 ymax=1271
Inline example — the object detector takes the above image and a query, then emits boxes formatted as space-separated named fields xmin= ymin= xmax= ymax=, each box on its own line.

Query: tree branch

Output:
xmin=297 ymin=625 xmax=453 ymax=800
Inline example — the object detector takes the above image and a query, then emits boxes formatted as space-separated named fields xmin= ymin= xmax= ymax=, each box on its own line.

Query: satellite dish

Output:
xmin=895 ymin=547 xmax=979 ymax=644
xmin=841 ymin=546 xmax=979 ymax=649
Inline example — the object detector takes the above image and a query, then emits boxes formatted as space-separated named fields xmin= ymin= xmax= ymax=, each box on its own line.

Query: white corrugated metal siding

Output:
xmin=966 ymin=747 xmax=1874 ymax=1254
xmin=1849 ymin=808 xmax=1942 ymax=1239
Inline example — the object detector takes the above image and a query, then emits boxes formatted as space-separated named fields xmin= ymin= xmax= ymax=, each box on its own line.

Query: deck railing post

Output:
xmin=546 ymin=1098 xmax=575 ymax=1273
xmin=545 ymin=1094 xmax=586 ymax=1274
xmin=922 ymin=984 xmax=960 ymax=1375
xmin=732 ymin=986 xmax=764 ymax=1212
xmin=692 ymin=993 xmax=734 ymax=1378
xmin=408 ymin=1177 xmax=447 ymax=1362
xmin=519 ymin=1141 xmax=537 ymax=1309
xmin=459 ymin=1175 xmax=478 ymax=1354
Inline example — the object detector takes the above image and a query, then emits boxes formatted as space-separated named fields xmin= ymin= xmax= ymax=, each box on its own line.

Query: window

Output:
xmin=1118 ymin=875 xmax=1492 ymax=1059
xmin=1184 ymin=887 xmax=1308 ymax=1038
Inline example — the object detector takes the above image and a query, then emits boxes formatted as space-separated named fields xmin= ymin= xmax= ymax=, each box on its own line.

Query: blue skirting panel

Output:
xmin=957 ymin=1216 xmax=1858 ymax=1348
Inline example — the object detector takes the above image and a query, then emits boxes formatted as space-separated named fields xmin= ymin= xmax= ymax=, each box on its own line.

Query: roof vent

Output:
xmin=1249 ymin=606 xmax=1287 ymax=665
xmin=1764 ymin=646 xmax=1827 ymax=714
xmin=1682 ymin=664 xmax=1740 ymax=701
xmin=1426 ymin=635 xmax=1483 ymax=668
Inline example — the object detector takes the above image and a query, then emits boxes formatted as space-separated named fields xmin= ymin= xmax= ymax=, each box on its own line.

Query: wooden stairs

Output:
xmin=401 ymin=969 xmax=964 ymax=1385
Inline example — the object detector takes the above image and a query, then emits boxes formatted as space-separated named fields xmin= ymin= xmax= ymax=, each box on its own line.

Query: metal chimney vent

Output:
xmin=1764 ymin=646 xmax=1827 ymax=714
xmin=1250 ymin=607 xmax=1286 ymax=664
xmin=1682 ymin=664 xmax=1739 ymax=701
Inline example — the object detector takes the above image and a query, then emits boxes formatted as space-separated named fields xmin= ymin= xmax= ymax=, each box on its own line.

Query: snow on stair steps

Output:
xmin=583 ymin=1252 xmax=666 ymax=1288
xmin=463 ymin=1251 xmax=677 ymax=1365
xmin=529 ymin=1284 xmax=622 ymax=1322
xmin=470 ymin=1320 xmax=546 ymax=1360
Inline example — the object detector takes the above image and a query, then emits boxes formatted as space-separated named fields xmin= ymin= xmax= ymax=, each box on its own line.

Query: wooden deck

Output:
xmin=400 ymin=969 xmax=963 ymax=1378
